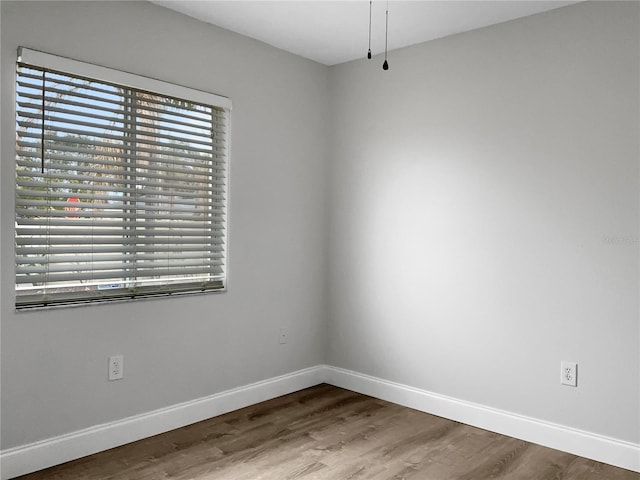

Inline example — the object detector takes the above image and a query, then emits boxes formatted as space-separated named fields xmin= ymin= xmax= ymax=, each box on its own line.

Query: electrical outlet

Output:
xmin=561 ymin=361 xmax=577 ymax=387
xmin=109 ymin=355 xmax=124 ymax=381
xmin=279 ymin=328 xmax=287 ymax=344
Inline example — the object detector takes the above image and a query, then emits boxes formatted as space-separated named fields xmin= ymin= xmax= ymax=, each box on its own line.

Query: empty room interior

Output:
xmin=1 ymin=0 xmax=639 ymax=478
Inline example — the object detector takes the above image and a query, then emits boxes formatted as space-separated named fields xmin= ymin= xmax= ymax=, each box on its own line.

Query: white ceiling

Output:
xmin=150 ymin=1 xmax=579 ymax=66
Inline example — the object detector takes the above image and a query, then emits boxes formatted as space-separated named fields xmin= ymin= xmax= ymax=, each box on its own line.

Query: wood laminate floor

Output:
xmin=14 ymin=384 xmax=640 ymax=480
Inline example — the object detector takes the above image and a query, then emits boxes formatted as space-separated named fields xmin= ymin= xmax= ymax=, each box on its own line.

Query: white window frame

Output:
xmin=14 ymin=48 xmax=231 ymax=309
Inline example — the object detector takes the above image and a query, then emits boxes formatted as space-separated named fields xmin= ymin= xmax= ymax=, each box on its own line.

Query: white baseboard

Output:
xmin=2 ymin=365 xmax=638 ymax=478
xmin=0 ymin=365 xmax=326 ymax=480
xmin=324 ymin=365 xmax=640 ymax=473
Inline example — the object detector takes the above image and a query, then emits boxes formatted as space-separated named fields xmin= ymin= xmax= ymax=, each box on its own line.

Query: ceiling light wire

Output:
xmin=367 ymin=1 xmax=372 ymax=59
xmin=383 ymin=0 xmax=389 ymax=70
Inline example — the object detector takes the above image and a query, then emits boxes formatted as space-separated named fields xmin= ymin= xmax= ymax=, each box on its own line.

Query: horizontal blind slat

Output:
xmin=17 ymin=266 xmax=225 ymax=284
xmin=18 ymin=114 xmax=217 ymax=149
xmin=17 ymin=134 xmax=227 ymax=162
xmin=17 ymin=96 xmax=227 ymax=131
xmin=16 ymin=208 xmax=225 ymax=221
xmin=17 ymin=258 xmax=224 ymax=275
xmin=16 ymin=243 xmax=225 ymax=255
xmin=17 ymin=159 xmax=227 ymax=186
xmin=16 ymin=251 xmax=224 ymax=265
xmin=16 ymin=218 xmax=225 ymax=229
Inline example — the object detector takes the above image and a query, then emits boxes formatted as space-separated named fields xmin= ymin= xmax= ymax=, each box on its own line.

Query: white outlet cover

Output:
xmin=561 ymin=361 xmax=577 ymax=387
xmin=109 ymin=355 xmax=124 ymax=381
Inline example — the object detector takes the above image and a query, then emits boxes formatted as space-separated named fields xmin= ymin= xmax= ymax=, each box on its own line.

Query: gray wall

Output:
xmin=327 ymin=1 xmax=639 ymax=443
xmin=1 ymin=0 xmax=638 ymax=454
xmin=1 ymin=1 xmax=329 ymax=449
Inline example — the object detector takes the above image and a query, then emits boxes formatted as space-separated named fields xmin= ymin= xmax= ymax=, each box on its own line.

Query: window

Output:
xmin=15 ymin=48 xmax=231 ymax=309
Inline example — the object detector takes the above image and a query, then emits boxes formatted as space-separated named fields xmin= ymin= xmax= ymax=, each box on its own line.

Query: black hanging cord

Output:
xmin=383 ymin=0 xmax=389 ymax=70
xmin=367 ymin=1 xmax=372 ymax=59
xmin=41 ymin=71 xmax=46 ymax=173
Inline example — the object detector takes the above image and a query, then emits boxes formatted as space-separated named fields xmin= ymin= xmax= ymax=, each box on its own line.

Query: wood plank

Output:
xmin=12 ymin=385 xmax=640 ymax=480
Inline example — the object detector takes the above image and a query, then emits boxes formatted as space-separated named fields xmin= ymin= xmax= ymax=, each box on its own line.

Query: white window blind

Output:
xmin=15 ymin=49 xmax=230 ymax=309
